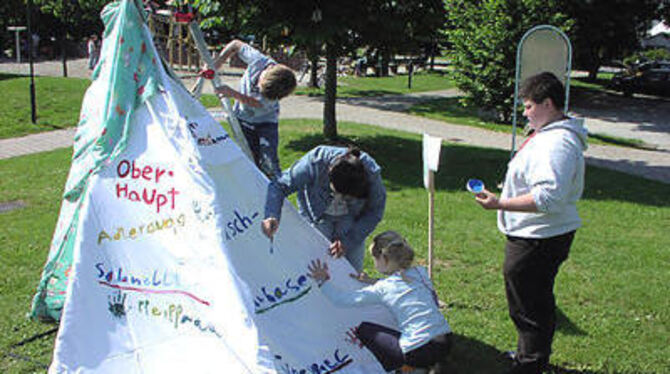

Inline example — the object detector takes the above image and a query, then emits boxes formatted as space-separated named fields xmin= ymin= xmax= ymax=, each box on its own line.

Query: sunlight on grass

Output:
xmin=1 ymin=119 xmax=667 ymax=373
xmin=0 ymin=74 xmax=90 ymax=139
xmin=294 ymin=71 xmax=455 ymax=98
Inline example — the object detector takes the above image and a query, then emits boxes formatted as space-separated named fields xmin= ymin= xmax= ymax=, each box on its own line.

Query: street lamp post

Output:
xmin=27 ymin=0 xmax=37 ymax=124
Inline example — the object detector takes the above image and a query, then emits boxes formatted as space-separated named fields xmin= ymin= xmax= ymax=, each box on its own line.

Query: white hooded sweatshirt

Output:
xmin=498 ymin=117 xmax=588 ymax=238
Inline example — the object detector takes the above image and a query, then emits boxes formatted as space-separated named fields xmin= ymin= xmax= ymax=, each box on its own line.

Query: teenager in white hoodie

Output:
xmin=475 ymin=72 xmax=587 ymax=374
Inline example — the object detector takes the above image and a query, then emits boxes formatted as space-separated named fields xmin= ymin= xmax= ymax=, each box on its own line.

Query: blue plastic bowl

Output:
xmin=466 ymin=178 xmax=484 ymax=193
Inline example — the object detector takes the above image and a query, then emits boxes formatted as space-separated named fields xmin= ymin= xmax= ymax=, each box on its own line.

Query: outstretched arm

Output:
xmin=350 ymin=271 xmax=378 ymax=285
xmin=215 ymin=85 xmax=261 ymax=107
xmin=213 ymin=39 xmax=244 ymax=70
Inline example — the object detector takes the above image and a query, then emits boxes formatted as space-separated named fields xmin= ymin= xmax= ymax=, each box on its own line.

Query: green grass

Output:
xmin=1 ymin=119 xmax=668 ymax=373
xmin=0 ymin=74 xmax=235 ymax=138
xmin=569 ymin=72 xmax=615 ymax=92
xmin=0 ymin=74 xmax=91 ymax=139
xmin=407 ymin=97 xmax=649 ymax=150
xmin=200 ymin=93 xmax=223 ymax=108
xmin=294 ymin=70 xmax=455 ymax=98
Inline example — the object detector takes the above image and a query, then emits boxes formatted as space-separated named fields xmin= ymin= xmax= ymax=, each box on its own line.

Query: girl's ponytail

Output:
xmin=370 ymin=231 xmax=415 ymax=270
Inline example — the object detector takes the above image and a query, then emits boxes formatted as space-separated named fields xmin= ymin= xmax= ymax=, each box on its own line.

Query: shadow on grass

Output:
xmin=0 ymin=73 xmax=26 ymax=81
xmin=422 ymin=332 xmax=647 ymax=374
xmin=410 ymin=96 xmax=478 ymax=118
xmin=587 ymin=133 xmax=655 ymax=151
xmin=2 ymin=325 xmax=57 ymax=371
xmin=545 ymin=364 xmax=657 ymax=374
xmin=438 ymin=333 xmax=508 ymax=373
xmin=556 ymin=307 xmax=587 ymax=336
xmin=285 ymin=133 xmax=669 ymax=207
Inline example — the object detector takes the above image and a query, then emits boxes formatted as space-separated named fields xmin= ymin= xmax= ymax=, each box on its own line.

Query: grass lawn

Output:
xmin=200 ymin=71 xmax=455 ymax=108
xmin=0 ymin=74 xmax=220 ymax=139
xmin=1 ymin=119 xmax=668 ymax=373
xmin=293 ymin=70 xmax=455 ymax=98
xmin=407 ymin=96 xmax=649 ymax=150
xmin=0 ymin=74 xmax=90 ymax=139
xmin=569 ymin=72 xmax=615 ymax=93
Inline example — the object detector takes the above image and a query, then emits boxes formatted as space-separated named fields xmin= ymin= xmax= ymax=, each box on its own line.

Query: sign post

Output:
xmin=511 ymin=25 xmax=572 ymax=158
xmin=7 ymin=26 xmax=27 ymax=64
xmin=422 ymin=133 xmax=442 ymax=279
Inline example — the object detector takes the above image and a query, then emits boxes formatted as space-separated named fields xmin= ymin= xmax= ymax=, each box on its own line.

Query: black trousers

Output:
xmin=503 ymin=231 xmax=575 ymax=373
xmin=355 ymin=321 xmax=452 ymax=371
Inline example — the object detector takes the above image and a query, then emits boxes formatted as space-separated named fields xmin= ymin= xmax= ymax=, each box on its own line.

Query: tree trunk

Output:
xmin=587 ymin=64 xmax=600 ymax=82
xmin=323 ymin=43 xmax=338 ymax=139
xmin=61 ymin=36 xmax=68 ymax=78
xmin=380 ymin=49 xmax=390 ymax=77
xmin=309 ymin=53 xmax=319 ymax=88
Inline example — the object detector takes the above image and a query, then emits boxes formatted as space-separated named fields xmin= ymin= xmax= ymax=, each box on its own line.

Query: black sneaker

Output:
xmin=503 ymin=361 xmax=545 ymax=374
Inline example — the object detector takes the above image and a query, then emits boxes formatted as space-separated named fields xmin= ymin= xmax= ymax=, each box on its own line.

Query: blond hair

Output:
xmin=260 ymin=64 xmax=297 ymax=100
xmin=369 ymin=230 xmax=414 ymax=270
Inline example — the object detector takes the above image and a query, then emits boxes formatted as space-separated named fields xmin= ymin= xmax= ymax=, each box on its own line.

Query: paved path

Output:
xmin=571 ymin=93 xmax=670 ymax=153
xmin=278 ymin=93 xmax=670 ymax=184
xmin=1 ymin=59 xmax=669 ymax=184
xmin=0 ymin=58 xmax=92 ymax=79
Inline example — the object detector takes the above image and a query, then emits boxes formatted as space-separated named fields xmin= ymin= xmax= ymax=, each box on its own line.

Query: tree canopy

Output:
xmin=565 ymin=0 xmax=660 ymax=79
xmin=445 ymin=0 xmax=571 ymax=123
xmin=247 ymin=0 xmax=445 ymax=137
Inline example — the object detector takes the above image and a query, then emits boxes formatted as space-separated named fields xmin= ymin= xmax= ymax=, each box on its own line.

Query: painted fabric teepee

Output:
xmin=36 ymin=1 xmax=393 ymax=372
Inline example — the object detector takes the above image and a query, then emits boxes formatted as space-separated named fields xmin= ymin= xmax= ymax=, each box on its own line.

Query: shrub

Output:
xmin=445 ymin=0 xmax=570 ymax=123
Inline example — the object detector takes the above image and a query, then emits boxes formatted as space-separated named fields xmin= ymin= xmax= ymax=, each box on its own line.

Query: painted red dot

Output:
xmin=168 ymin=171 xmax=174 ymax=177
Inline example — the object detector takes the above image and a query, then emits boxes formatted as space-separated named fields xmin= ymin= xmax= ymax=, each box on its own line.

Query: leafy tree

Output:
xmin=33 ymin=0 xmax=106 ymax=42
xmin=356 ymin=0 xmax=446 ymax=76
xmin=249 ymin=0 xmax=366 ymax=139
xmin=445 ymin=0 xmax=570 ymax=123
xmin=192 ymin=0 xmax=258 ymax=45
xmin=565 ymin=0 xmax=660 ymax=80
xmin=250 ymin=0 xmax=445 ymax=137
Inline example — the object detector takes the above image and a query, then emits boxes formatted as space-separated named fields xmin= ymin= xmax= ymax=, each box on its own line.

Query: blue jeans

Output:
xmin=314 ymin=217 xmax=365 ymax=272
xmin=239 ymin=119 xmax=281 ymax=179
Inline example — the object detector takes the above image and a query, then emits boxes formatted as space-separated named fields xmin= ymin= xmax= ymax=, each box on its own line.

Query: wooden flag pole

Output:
xmin=428 ymin=170 xmax=435 ymax=280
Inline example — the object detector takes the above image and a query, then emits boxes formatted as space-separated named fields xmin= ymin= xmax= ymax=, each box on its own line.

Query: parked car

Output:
xmin=610 ymin=60 xmax=670 ymax=97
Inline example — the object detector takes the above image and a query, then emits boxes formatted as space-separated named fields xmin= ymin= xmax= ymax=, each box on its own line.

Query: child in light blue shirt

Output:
xmin=308 ymin=231 xmax=452 ymax=372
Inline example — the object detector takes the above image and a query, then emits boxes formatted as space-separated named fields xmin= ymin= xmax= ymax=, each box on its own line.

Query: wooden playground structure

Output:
xmin=147 ymin=9 xmax=201 ymax=73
